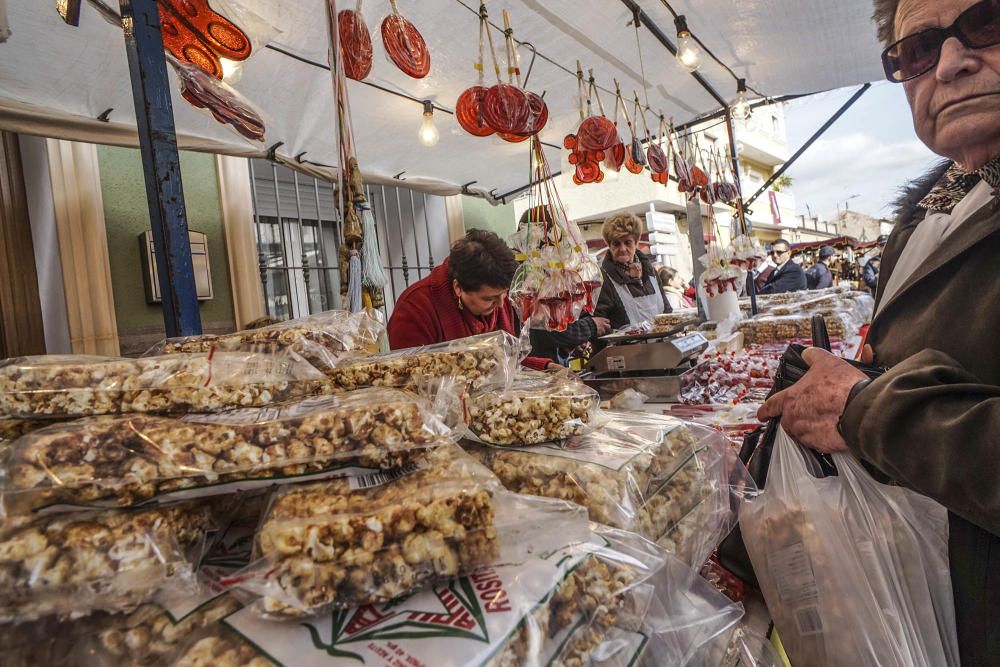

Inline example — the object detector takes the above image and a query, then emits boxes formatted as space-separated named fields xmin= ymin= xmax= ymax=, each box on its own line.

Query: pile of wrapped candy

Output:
xmin=0 ymin=311 xmax=755 ymax=666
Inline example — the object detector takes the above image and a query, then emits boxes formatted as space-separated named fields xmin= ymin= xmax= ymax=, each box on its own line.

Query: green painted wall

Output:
xmin=97 ymin=146 xmax=235 ymax=351
xmin=461 ymin=195 xmax=516 ymax=239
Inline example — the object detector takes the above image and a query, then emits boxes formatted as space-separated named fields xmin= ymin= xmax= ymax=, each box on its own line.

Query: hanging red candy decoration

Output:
xmin=456 ymin=86 xmax=494 ymax=137
xmin=339 ymin=7 xmax=373 ymax=81
xmin=158 ymin=0 xmax=252 ymax=79
xmin=382 ymin=0 xmax=430 ymax=79
xmin=457 ymin=5 xmax=546 ymax=141
xmin=605 ymin=141 xmax=626 ymax=172
xmin=577 ymin=116 xmax=618 ymax=152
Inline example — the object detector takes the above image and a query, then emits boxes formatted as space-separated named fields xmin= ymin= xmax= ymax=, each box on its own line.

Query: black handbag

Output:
xmin=717 ymin=316 xmax=885 ymax=587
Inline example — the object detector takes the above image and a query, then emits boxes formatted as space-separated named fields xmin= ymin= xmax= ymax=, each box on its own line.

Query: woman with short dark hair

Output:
xmin=387 ymin=229 xmax=554 ymax=370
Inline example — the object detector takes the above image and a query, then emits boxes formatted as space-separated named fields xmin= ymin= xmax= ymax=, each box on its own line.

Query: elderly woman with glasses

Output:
xmin=758 ymin=0 xmax=1000 ymax=662
xmin=593 ymin=213 xmax=671 ymax=330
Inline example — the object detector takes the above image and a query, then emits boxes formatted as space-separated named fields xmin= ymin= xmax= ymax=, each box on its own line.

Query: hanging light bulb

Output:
xmin=674 ymin=16 xmax=701 ymax=72
xmin=732 ymin=78 xmax=752 ymax=121
xmin=418 ymin=100 xmax=439 ymax=147
xmin=220 ymin=58 xmax=243 ymax=84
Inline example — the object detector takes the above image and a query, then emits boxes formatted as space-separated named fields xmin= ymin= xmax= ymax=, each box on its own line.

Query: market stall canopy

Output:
xmin=0 ymin=0 xmax=886 ymax=201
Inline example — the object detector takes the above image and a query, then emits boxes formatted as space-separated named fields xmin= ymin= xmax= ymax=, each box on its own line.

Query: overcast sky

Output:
xmin=779 ymin=81 xmax=941 ymax=222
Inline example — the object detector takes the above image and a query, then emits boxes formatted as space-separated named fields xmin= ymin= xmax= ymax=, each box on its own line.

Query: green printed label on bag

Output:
xmin=223 ymin=543 xmax=597 ymax=667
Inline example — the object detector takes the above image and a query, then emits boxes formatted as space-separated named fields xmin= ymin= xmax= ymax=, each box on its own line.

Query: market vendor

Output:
xmin=387 ymin=229 xmax=556 ymax=371
xmin=593 ymin=213 xmax=670 ymax=329
xmin=759 ymin=0 xmax=1000 ymax=662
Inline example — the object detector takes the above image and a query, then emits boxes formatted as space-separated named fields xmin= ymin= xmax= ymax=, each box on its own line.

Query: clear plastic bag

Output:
xmin=0 ymin=349 xmax=330 ymax=419
xmin=325 ymin=331 xmax=518 ymax=392
xmin=466 ymin=413 xmax=748 ymax=567
xmin=146 ymin=309 xmax=385 ymax=369
xmin=741 ymin=426 xmax=960 ymax=667
xmin=0 ymin=502 xmax=213 ymax=624
xmin=226 ymin=443 xmax=589 ymax=618
xmin=463 ymin=370 xmax=600 ymax=445
xmin=0 ymin=389 xmax=450 ymax=514
xmin=736 ymin=311 xmax=855 ymax=344
xmin=182 ymin=524 xmax=734 ymax=667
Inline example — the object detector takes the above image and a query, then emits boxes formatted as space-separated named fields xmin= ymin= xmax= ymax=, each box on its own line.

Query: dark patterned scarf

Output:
xmin=918 ymin=156 xmax=1000 ymax=213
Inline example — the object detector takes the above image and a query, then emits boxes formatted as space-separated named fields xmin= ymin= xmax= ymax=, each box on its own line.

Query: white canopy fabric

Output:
xmin=0 ymin=0 xmax=886 ymax=201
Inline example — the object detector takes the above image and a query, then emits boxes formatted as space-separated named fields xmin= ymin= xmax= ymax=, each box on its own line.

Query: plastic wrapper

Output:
xmin=741 ymin=427 xmax=960 ymax=667
xmin=686 ymin=620 xmax=782 ymax=667
xmin=463 ymin=370 xmax=600 ymax=446
xmin=736 ymin=311 xmax=856 ymax=345
xmin=227 ymin=443 xmax=589 ymax=618
xmin=181 ymin=524 xmax=737 ymax=667
xmin=464 ymin=425 xmax=690 ymax=532
xmin=325 ymin=331 xmax=517 ymax=392
xmin=146 ymin=309 xmax=384 ymax=369
xmin=0 ymin=349 xmax=332 ymax=419
xmin=0 ymin=389 xmax=449 ymax=514
xmin=0 ymin=502 xmax=212 ymax=624
xmin=174 ymin=59 xmax=266 ymax=141
xmin=466 ymin=414 xmax=745 ymax=567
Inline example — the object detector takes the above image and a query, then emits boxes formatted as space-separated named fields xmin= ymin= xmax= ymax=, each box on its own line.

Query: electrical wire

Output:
xmin=655 ymin=0 xmax=769 ymax=99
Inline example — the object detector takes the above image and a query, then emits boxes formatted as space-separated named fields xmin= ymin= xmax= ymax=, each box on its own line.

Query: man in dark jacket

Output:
xmin=862 ymin=234 xmax=888 ymax=295
xmin=757 ymin=238 xmax=806 ymax=294
xmin=805 ymin=245 xmax=836 ymax=289
xmin=759 ymin=0 xmax=1000 ymax=661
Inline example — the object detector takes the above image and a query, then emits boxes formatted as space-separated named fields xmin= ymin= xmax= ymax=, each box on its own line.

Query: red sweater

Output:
xmin=387 ymin=260 xmax=549 ymax=371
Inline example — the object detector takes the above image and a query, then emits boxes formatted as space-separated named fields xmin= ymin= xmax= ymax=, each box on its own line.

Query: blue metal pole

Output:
xmin=119 ymin=0 xmax=202 ymax=336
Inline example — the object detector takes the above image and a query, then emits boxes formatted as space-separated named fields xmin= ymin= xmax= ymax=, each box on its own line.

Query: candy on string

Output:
xmin=510 ymin=137 xmax=603 ymax=331
xmin=158 ymin=0 xmax=252 ymax=79
xmin=381 ymin=0 xmax=430 ymax=79
xmin=339 ymin=1 xmax=372 ymax=81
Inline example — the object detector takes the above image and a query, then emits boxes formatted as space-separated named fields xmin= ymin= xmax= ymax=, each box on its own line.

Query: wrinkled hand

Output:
xmin=757 ymin=348 xmax=868 ymax=454
xmin=592 ymin=317 xmax=612 ymax=336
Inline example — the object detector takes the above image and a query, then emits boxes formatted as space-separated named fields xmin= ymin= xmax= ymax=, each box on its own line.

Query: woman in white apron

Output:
xmin=593 ymin=213 xmax=670 ymax=331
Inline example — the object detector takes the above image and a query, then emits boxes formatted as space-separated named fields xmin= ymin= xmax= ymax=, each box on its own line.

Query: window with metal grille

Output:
xmin=248 ymin=160 xmax=451 ymax=321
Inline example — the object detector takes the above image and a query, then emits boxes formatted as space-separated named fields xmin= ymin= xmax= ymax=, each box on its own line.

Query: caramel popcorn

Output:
xmin=0 ymin=503 xmax=211 ymax=623
xmin=249 ymin=444 xmax=500 ymax=617
xmin=2 ymin=390 xmax=442 ymax=512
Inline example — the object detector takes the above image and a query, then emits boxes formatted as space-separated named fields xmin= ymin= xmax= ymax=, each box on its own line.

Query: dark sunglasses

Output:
xmin=882 ymin=0 xmax=1000 ymax=82
xmin=770 ymin=248 xmax=789 ymax=256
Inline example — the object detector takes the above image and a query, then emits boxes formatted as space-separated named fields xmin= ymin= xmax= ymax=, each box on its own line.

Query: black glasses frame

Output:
xmin=882 ymin=0 xmax=1000 ymax=82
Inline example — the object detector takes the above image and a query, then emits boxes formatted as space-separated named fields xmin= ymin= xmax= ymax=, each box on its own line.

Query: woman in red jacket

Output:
xmin=386 ymin=229 xmax=555 ymax=371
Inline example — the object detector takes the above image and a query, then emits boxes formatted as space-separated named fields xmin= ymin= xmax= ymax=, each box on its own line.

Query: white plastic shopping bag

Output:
xmin=741 ymin=426 xmax=959 ymax=667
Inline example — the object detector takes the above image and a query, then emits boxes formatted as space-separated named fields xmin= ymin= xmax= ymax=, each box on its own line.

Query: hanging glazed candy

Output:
xmin=510 ymin=137 xmax=604 ymax=331
xmin=339 ymin=3 xmax=373 ymax=81
xmin=157 ymin=0 xmax=252 ymax=79
xmin=382 ymin=0 xmax=430 ymax=78
xmin=456 ymin=4 xmax=547 ymax=141
xmin=647 ymin=114 xmax=671 ymax=184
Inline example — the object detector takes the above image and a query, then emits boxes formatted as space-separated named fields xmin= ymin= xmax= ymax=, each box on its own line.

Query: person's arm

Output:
xmin=840 ymin=348 xmax=1000 ymax=536
xmin=594 ymin=276 xmax=624 ymax=327
xmin=522 ymin=355 xmax=555 ymax=372
xmin=537 ymin=317 xmax=598 ymax=348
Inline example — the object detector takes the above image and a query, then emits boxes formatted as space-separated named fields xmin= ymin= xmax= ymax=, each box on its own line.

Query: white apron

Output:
xmin=611 ymin=275 xmax=665 ymax=325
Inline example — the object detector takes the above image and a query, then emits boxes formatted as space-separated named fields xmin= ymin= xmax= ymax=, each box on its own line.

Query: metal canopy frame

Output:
xmin=78 ymin=0 xmax=869 ymax=333
xmin=119 ymin=0 xmax=202 ymax=337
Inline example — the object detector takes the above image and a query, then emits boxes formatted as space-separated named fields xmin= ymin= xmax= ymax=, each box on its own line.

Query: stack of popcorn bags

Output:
xmin=0 ymin=309 xmax=752 ymax=666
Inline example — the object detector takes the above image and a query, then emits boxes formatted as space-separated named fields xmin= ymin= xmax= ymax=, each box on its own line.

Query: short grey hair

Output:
xmin=873 ymin=0 xmax=900 ymax=46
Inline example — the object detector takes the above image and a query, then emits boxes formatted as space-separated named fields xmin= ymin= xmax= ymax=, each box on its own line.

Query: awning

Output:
xmin=0 ymin=1 xmax=886 ymax=201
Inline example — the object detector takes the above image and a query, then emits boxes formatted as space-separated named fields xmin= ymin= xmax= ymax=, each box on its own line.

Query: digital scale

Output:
xmin=580 ymin=327 xmax=709 ymax=402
